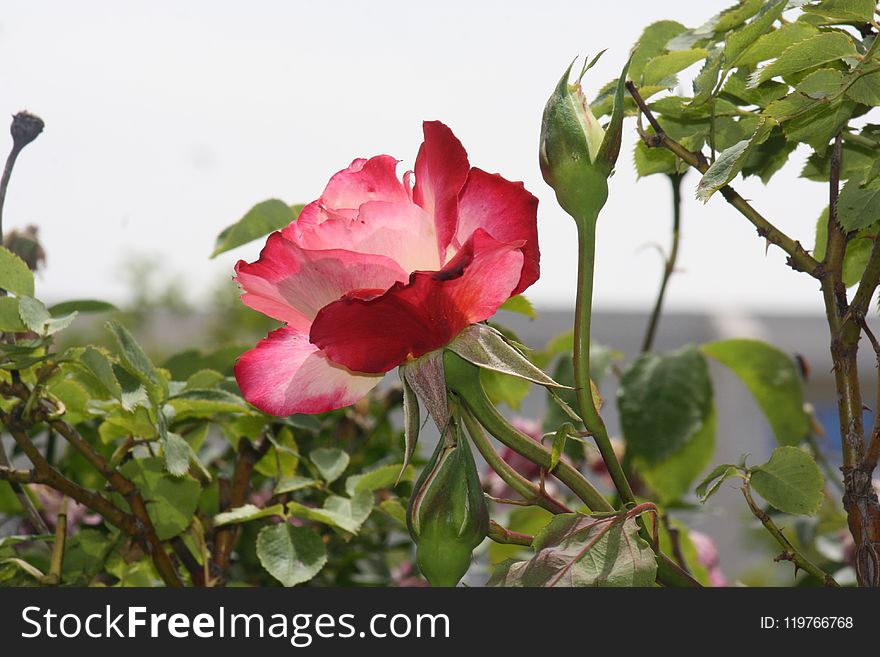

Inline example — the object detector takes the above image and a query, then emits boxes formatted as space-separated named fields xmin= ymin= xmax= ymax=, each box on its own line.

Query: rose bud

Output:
xmin=407 ymin=433 xmax=489 ymax=587
xmin=539 ymin=57 xmax=629 ymax=224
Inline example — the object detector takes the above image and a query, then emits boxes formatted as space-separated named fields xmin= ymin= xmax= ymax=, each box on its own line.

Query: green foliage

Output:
xmin=256 ymin=524 xmax=327 ymax=587
xmin=211 ymin=200 xmax=303 ymax=258
xmin=0 ymin=245 xmax=34 ymax=297
xmin=618 ymin=345 xmax=713 ymax=463
xmin=750 ymin=446 xmax=825 ymax=516
xmin=701 ymin=339 xmax=809 ymax=446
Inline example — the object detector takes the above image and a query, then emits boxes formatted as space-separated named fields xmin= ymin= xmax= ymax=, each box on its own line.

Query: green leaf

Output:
xmin=628 ymin=21 xmax=687 ymax=82
xmin=119 ymin=457 xmax=200 ymax=540
xmin=550 ymin=424 xmax=570 ymax=472
xmin=642 ymin=49 xmax=708 ymax=87
xmin=696 ymin=122 xmax=772 ymax=201
xmin=750 ymin=446 xmax=824 ymax=515
xmin=736 ymin=20 xmax=819 ymax=68
xmin=162 ymin=431 xmax=191 ymax=477
xmin=309 ymin=447 xmax=349 ymax=484
xmin=722 ymin=70 xmax=789 ymax=107
xmin=741 ymin=129 xmax=797 ymax=183
xmin=287 ymin=491 xmax=374 ymax=534
xmin=803 ymin=0 xmax=878 ymax=22
xmin=168 ymin=388 xmax=250 ymax=420
xmin=637 ymin=406 xmax=717 ymax=504
xmin=499 ymin=294 xmax=537 ymax=319
xmin=18 ymin=297 xmax=77 ymax=336
xmin=79 ymin=346 xmax=123 ymax=399
xmin=633 ymin=139 xmax=679 ymax=177
xmin=782 ymin=98 xmax=857 ymax=154
xmin=48 ymin=299 xmax=118 ymax=315
xmin=378 ymin=499 xmax=408 ymax=526
xmin=256 ymin=524 xmax=327 ymax=587
xmin=0 ymin=246 xmax=34 ymax=297
xmin=701 ymin=339 xmax=809 ymax=446
xmin=106 ymin=321 xmax=165 ymax=403
xmin=724 ymin=0 xmax=789 ymax=69
xmin=214 ymin=503 xmax=285 ymax=526
xmin=837 ymin=177 xmax=880 ymax=232
xmin=0 ymin=297 xmax=27 ymax=332
xmin=618 ymin=345 xmax=713 ymax=463
xmin=696 ymin=138 xmax=750 ymax=202
xmin=344 ymin=464 xmax=415 ymax=496
xmin=481 ymin=368 xmax=531 ymax=410
xmin=449 ymin=324 xmax=565 ymax=389
xmin=847 ymin=69 xmax=880 ymax=105
xmin=211 ymin=200 xmax=302 ymax=258
xmin=47 ymin=379 xmax=93 ymax=425
xmin=690 ymin=47 xmax=724 ymax=106
xmin=487 ymin=515 xmax=656 ymax=587
xmin=796 ymin=68 xmax=846 ymax=100
xmin=273 ymin=476 xmax=319 ymax=495
xmin=801 ymin=141 xmax=876 ymax=181
xmin=749 ymin=32 xmax=857 ymax=88
xmin=814 ymin=206 xmax=879 ymax=286
xmin=696 ymin=463 xmax=741 ymax=502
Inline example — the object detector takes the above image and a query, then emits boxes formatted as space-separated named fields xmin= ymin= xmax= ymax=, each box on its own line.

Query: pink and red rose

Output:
xmin=234 ymin=122 xmax=539 ymax=416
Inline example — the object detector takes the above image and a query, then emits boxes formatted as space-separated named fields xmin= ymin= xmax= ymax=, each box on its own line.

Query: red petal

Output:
xmin=455 ymin=168 xmax=540 ymax=295
xmin=234 ymin=327 xmax=382 ymax=415
xmin=310 ymin=229 xmax=523 ymax=374
xmin=412 ymin=121 xmax=470 ymax=257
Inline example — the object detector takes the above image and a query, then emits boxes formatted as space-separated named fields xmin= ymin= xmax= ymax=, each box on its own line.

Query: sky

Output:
xmin=0 ymin=1 xmax=832 ymax=314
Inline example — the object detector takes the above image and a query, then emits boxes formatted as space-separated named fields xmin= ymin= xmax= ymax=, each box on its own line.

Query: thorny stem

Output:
xmin=821 ymin=133 xmax=880 ymax=587
xmin=460 ymin=405 xmax=572 ymax=515
xmin=213 ymin=434 xmax=271 ymax=579
xmin=641 ymin=172 xmax=684 ymax=353
xmin=626 ymin=82 xmax=820 ymax=277
xmin=742 ymin=482 xmax=838 ymax=587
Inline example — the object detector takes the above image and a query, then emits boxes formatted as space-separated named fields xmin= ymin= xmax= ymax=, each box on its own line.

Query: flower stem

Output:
xmin=460 ymin=404 xmax=571 ymax=515
xmin=445 ymin=352 xmax=611 ymax=513
xmin=573 ymin=218 xmax=637 ymax=508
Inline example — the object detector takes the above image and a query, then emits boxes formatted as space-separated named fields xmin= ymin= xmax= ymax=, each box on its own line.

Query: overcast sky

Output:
xmin=1 ymin=1 xmax=832 ymax=314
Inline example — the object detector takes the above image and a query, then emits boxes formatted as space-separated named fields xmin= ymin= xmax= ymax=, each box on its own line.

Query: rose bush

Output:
xmin=233 ymin=121 xmax=539 ymax=416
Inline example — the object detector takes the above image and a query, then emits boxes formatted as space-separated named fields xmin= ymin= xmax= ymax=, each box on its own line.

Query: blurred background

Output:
xmin=0 ymin=1 xmax=869 ymax=584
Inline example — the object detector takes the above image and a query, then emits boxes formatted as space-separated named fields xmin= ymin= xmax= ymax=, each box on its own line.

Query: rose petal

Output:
xmin=455 ymin=168 xmax=540 ymax=295
xmin=286 ymin=154 xmax=408 ymax=239
xmin=288 ymin=200 xmax=440 ymax=273
xmin=235 ymin=326 xmax=382 ymax=415
xmin=310 ymin=229 xmax=524 ymax=374
xmin=412 ymin=121 xmax=470 ymax=258
xmin=235 ymin=232 xmax=408 ymax=331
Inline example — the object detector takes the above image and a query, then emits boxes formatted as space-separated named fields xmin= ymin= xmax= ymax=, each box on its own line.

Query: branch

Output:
xmin=641 ymin=172 xmax=684 ymax=353
xmin=742 ymin=482 xmax=838 ymax=587
xmin=0 ymin=439 xmax=49 ymax=534
xmin=626 ymin=82 xmax=820 ymax=277
xmin=213 ymin=434 xmax=271 ymax=577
